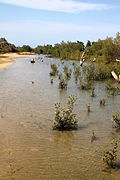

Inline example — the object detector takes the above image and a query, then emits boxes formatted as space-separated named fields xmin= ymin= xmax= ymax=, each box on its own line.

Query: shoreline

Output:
xmin=0 ymin=52 xmax=35 ymax=70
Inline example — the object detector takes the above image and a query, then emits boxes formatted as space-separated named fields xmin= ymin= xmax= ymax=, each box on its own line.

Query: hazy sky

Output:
xmin=0 ymin=0 xmax=120 ymax=47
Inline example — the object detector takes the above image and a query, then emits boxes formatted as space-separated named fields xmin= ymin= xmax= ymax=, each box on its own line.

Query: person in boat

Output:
xmin=31 ymin=58 xmax=35 ymax=63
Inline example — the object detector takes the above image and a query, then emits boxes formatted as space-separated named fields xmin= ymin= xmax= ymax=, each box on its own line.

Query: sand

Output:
xmin=0 ymin=52 xmax=35 ymax=70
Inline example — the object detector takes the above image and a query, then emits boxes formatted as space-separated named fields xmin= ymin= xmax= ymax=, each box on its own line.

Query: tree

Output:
xmin=86 ymin=40 xmax=91 ymax=47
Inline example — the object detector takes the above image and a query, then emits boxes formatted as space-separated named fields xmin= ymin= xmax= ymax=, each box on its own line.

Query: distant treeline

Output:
xmin=0 ymin=38 xmax=33 ymax=53
xmin=0 ymin=32 xmax=120 ymax=63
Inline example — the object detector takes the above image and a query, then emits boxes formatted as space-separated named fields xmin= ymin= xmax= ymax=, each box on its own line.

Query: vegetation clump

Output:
xmin=0 ymin=38 xmax=17 ymax=53
xmin=50 ymin=79 xmax=53 ymax=84
xmin=50 ymin=64 xmax=58 ymax=76
xmin=91 ymin=131 xmax=96 ymax=143
xmin=87 ymin=104 xmax=91 ymax=113
xmin=80 ymin=80 xmax=93 ymax=90
xmin=83 ymin=64 xmax=95 ymax=81
xmin=106 ymin=80 xmax=120 ymax=96
xmin=100 ymin=99 xmax=106 ymax=106
xmin=74 ymin=65 xmax=81 ymax=83
xmin=59 ymin=75 xmax=67 ymax=89
xmin=53 ymin=95 xmax=78 ymax=130
xmin=64 ymin=65 xmax=72 ymax=80
xmin=103 ymin=139 xmax=119 ymax=168
xmin=91 ymin=88 xmax=95 ymax=97
xmin=112 ymin=112 xmax=120 ymax=128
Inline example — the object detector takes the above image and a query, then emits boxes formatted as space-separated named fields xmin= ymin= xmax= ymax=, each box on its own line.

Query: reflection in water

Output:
xmin=0 ymin=55 xmax=120 ymax=179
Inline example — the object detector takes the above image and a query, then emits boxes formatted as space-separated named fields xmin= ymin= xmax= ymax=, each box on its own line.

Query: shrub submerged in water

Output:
xmin=59 ymin=74 xmax=67 ymax=89
xmin=103 ymin=139 xmax=119 ymax=168
xmin=112 ymin=112 xmax=120 ymax=128
xmin=53 ymin=95 xmax=78 ymax=130
xmin=50 ymin=63 xmax=58 ymax=76
xmin=64 ymin=65 xmax=72 ymax=80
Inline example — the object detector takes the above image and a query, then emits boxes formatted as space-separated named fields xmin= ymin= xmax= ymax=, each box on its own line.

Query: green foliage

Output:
xmin=50 ymin=64 xmax=58 ymax=76
xmin=1 ymin=32 xmax=120 ymax=64
xmin=34 ymin=44 xmax=53 ymax=54
xmin=112 ymin=112 xmax=120 ymax=128
xmin=86 ymin=33 xmax=120 ymax=64
xmin=53 ymin=95 xmax=78 ymax=130
xmin=0 ymin=37 xmax=34 ymax=53
xmin=80 ymin=80 xmax=93 ymax=90
xmin=95 ymin=63 xmax=112 ymax=80
xmin=73 ymin=65 xmax=81 ymax=83
xmin=16 ymin=45 xmax=33 ymax=52
xmin=83 ymin=64 xmax=95 ymax=81
xmin=0 ymin=38 xmax=17 ymax=53
xmin=86 ymin=40 xmax=92 ymax=47
xmin=103 ymin=139 xmax=119 ymax=168
xmin=106 ymin=80 xmax=120 ymax=95
xmin=35 ymin=41 xmax=84 ymax=60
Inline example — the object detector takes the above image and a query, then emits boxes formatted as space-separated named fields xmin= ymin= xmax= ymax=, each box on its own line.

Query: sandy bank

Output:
xmin=0 ymin=52 xmax=35 ymax=70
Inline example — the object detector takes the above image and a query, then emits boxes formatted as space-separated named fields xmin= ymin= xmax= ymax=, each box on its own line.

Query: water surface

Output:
xmin=0 ymin=55 xmax=120 ymax=179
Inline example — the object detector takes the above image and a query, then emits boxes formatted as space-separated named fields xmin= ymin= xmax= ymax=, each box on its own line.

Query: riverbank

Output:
xmin=0 ymin=52 xmax=35 ymax=70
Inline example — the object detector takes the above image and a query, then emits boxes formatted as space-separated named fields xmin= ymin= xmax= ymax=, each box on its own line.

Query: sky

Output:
xmin=0 ymin=0 xmax=120 ymax=47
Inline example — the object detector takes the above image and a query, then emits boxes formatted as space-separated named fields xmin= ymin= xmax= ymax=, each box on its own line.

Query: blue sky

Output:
xmin=0 ymin=0 xmax=120 ymax=47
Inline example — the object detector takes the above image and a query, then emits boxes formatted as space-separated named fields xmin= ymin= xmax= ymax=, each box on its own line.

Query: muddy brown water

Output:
xmin=0 ymin=55 xmax=120 ymax=179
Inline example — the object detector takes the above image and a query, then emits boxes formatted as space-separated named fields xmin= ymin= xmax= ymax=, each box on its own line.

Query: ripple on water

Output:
xmin=0 ymin=55 xmax=120 ymax=179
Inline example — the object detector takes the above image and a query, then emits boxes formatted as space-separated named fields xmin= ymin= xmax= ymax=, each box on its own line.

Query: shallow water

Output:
xmin=0 ymin=55 xmax=120 ymax=179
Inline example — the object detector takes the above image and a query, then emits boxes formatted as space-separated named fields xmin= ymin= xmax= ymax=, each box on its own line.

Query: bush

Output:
xmin=59 ymin=74 xmax=67 ymax=89
xmin=74 ymin=65 xmax=81 ymax=83
xmin=80 ymin=80 xmax=93 ymax=90
xmin=112 ymin=112 xmax=120 ymax=128
xmin=106 ymin=80 xmax=120 ymax=95
xmin=91 ymin=88 xmax=95 ymax=97
xmin=50 ymin=64 xmax=58 ymax=76
xmin=64 ymin=65 xmax=72 ymax=80
xmin=103 ymin=139 xmax=119 ymax=168
xmin=53 ymin=95 xmax=78 ymax=130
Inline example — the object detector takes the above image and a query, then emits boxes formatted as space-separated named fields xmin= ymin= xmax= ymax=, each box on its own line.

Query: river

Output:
xmin=0 ymin=55 xmax=120 ymax=179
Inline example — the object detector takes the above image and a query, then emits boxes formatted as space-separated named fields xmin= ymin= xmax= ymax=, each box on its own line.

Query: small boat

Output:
xmin=31 ymin=58 xmax=35 ymax=63
xmin=93 ymin=58 xmax=96 ymax=62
